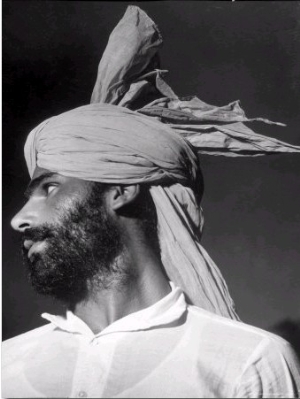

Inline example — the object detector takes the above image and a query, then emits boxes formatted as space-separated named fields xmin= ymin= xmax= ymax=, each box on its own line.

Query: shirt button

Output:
xmin=78 ymin=391 xmax=87 ymax=398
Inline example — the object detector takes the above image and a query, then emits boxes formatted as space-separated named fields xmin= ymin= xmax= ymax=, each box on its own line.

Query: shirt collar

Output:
xmin=41 ymin=282 xmax=187 ymax=337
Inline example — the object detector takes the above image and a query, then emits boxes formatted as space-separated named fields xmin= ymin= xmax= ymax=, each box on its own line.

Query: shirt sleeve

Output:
xmin=233 ymin=336 xmax=300 ymax=398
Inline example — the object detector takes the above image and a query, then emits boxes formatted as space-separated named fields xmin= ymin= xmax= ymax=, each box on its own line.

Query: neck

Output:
xmin=72 ymin=244 xmax=171 ymax=334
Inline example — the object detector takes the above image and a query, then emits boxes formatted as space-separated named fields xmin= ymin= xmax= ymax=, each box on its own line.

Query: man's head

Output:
xmin=12 ymin=103 xmax=238 ymax=320
xmin=11 ymin=104 xmax=201 ymax=307
xmin=11 ymin=167 xmax=159 ymax=306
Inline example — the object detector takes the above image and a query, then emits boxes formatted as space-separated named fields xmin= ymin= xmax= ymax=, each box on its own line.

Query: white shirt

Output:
xmin=2 ymin=283 xmax=300 ymax=398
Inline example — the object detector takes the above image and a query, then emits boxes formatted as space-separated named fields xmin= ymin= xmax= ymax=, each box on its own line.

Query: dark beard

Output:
xmin=21 ymin=184 xmax=131 ymax=306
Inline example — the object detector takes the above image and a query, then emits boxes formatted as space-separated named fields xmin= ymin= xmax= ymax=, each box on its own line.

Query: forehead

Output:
xmin=32 ymin=166 xmax=53 ymax=180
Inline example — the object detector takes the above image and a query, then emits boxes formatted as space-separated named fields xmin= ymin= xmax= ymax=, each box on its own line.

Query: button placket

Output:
xmin=71 ymin=334 xmax=119 ymax=398
xmin=70 ymin=337 xmax=96 ymax=398
xmin=90 ymin=337 xmax=98 ymax=347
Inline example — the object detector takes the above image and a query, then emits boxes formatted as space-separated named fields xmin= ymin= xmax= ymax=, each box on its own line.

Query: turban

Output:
xmin=25 ymin=104 xmax=200 ymax=188
xmin=24 ymin=6 xmax=300 ymax=320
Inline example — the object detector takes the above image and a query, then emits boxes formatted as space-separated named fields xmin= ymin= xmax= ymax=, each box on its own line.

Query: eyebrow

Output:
xmin=24 ymin=172 xmax=60 ymax=199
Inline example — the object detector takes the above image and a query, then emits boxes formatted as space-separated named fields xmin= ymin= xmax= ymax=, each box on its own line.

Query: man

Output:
xmin=2 ymin=103 xmax=300 ymax=398
xmin=2 ymin=6 xmax=300 ymax=398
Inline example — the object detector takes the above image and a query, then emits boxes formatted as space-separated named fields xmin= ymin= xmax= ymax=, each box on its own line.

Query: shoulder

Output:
xmin=187 ymin=304 xmax=289 ymax=348
xmin=187 ymin=304 xmax=300 ymax=360
xmin=185 ymin=305 xmax=299 ymax=364
xmin=183 ymin=305 xmax=289 ymax=364
xmin=2 ymin=323 xmax=55 ymax=367
xmin=3 ymin=323 xmax=55 ymax=348
xmin=187 ymin=305 xmax=300 ymax=397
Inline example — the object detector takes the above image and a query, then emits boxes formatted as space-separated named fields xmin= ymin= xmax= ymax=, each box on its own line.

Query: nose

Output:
xmin=11 ymin=200 xmax=38 ymax=233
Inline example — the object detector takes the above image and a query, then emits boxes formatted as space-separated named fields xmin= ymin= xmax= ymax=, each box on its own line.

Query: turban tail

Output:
xmin=25 ymin=6 xmax=300 ymax=320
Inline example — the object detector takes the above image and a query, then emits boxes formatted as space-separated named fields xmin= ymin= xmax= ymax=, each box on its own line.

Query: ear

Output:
xmin=108 ymin=185 xmax=141 ymax=211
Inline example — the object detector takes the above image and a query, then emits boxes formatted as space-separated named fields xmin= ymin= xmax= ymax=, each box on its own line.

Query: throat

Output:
xmin=72 ymin=260 xmax=171 ymax=335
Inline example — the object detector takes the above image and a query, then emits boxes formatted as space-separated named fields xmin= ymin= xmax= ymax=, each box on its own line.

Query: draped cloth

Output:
xmin=24 ymin=6 xmax=300 ymax=320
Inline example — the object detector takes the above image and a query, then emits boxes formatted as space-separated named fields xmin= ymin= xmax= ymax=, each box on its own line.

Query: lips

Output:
xmin=23 ymin=240 xmax=34 ymax=251
xmin=23 ymin=240 xmax=47 ymax=259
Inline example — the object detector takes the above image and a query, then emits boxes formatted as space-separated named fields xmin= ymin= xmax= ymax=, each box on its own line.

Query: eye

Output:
xmin=44 ymin=183 xmax=58 ymax=195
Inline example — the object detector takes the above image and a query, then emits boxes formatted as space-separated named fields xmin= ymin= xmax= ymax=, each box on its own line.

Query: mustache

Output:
xmin=22 ymin=225 xmax=56 ymax=246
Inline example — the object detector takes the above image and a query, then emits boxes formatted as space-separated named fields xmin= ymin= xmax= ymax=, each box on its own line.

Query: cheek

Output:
xmin=44 ymin=198 xmax=65 ymax=220
xmin=43 ymin=181 xmax=91 ymax=225
xmin=49 ymin=190 xmax=84 ymax=215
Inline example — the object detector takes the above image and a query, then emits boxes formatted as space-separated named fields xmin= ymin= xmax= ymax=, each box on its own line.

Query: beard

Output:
xmin=21 ymin=184 xmax=132 ymax=306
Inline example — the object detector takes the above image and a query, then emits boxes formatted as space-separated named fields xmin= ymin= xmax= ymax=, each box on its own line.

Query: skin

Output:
xmin=11 ymin=166 xmax=171 ymax=334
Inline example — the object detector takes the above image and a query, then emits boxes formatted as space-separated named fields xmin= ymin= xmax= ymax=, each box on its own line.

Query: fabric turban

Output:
xmin=25 ymin=104 xmax=200 ymax=190
xmin=24 ymin=6 xmax=300 ymax=321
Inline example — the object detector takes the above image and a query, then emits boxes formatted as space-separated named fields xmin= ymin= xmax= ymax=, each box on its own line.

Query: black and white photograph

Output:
xmin=2 ymin=1 xmax=300 ymax=397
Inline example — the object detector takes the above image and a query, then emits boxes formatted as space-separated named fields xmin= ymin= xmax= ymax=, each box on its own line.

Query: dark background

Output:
xmin=2 ymin=1 xmax=300 ymax=341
